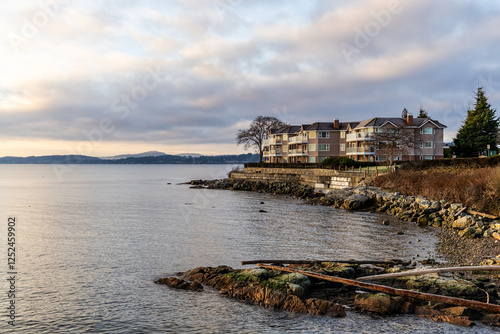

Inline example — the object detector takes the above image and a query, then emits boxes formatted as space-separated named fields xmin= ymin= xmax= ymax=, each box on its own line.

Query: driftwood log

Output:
xmin=357 ymin=266 xmax=500 ymax=281
xmin=241 ymin=259 xmax=408 ymax=266
xmin=257 ymin=264 xmax=500 ymax=314
xmin=467 ymin=209 xmax=498 ymax=220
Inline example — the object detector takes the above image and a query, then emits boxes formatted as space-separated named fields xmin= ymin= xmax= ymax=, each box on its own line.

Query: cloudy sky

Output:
xmin=1 ymin=0 xmax=499 ymax=157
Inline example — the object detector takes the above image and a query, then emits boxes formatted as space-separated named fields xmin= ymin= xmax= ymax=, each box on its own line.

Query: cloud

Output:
xmin=1 ymin=0 xmax=500 ymax=156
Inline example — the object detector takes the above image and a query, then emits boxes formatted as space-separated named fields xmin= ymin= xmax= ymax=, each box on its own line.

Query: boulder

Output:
xmin=354 ymin=293 xmax=402 ymax=315
xmin=417 ymin=215 xmax=428 ymax=227
xmin=156 ymin=277 xmax=203 ymax=291
xmin=343 ymin=194 xmax=371 ymax=211
xmin=458 ymin=227 xmax=476 ymax=238
xmin=452 ymin=216 xmax=473 ymax=229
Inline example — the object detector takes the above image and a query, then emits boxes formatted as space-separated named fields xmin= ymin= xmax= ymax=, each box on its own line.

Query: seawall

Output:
xmin=230 ymin=167 xmax=378 ymax=189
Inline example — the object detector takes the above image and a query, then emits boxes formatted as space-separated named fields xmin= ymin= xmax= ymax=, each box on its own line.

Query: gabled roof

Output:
xmin=417 ymin=118 xmax=447 ymax=128
xmin=355 ymin=117 xmax=447 ymax=129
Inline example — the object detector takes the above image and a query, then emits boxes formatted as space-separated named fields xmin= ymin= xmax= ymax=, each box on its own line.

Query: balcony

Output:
xmin=264 ymin=139 xmax=270 ymax=146
xmin=288 ymin=149 xmax=308 ymax=156
xmin=346 ymin=146 xmax=375 ymax=155
xmin=346 ymin=132 xmax=374 ymax=142
xmin=270 ymin=138 xmax=283 ymax=145
xmin=269 ymin=150 xmax=282 ymax=156
xmin=263 ymin=151 xmax=270 ymax=157
xmin=288 ymin=135 xmax=308 ymax=144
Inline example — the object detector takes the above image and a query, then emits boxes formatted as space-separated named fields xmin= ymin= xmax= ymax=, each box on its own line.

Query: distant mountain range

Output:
xmin=0 ymin=152 xmax=259 ymax=164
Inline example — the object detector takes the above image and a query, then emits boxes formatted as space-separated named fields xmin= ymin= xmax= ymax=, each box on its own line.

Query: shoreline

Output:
xmin=168 ymin=178 xmax=500 ymax=327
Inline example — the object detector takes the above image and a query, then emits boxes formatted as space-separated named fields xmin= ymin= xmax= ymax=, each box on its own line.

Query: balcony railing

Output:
xmin=346 ymin=132 xmax=374 ymax=142
xmin=288 ymin=135 xmax=308 ymax=144
xmin=264 ymin=139 xmax=270 ymax=146
xmin=270 ymin=138 xmax=283 ymax=145
xmin=288 ymin=149 xmax=308 ymax=156
xmin=269 ymin=151 xmax=282 ymax=156
xmin=346 ymin=146 xmax=375 ymax=155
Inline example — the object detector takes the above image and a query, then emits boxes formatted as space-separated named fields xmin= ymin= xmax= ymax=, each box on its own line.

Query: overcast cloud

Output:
xmin=1 ymin=0 xmax=500 ymax=156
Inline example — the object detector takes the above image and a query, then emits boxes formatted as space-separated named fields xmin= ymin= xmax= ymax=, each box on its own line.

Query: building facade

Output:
xmin=263 ymin=115 xmax=446 ymax=163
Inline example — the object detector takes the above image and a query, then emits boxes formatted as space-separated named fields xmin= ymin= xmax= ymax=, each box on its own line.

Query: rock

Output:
xmin=305 ymin=298 xmax=346 ymax=317
xmin=417 ymin=215 xmax=428 ymax=227
xmin=354 ymin=293 xmax=402 ymax=315
xmin=156 ymin=277 xmax=203 ymax=291
xmin=452 ymin=216 xmax=473 ymax=229
xmin=343 ymin=194 xmax=371 ymax=211
xmin=458 ymin=227 xmax=476 ymax=238
xmin=287 ymin=283 xmax=307 ymax=298
xmin=482 ymin=314 xmax=500 ymax=326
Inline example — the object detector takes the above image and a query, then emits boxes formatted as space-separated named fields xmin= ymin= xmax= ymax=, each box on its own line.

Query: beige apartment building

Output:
xmin=263 ymin=115 xmax=446 ymax=163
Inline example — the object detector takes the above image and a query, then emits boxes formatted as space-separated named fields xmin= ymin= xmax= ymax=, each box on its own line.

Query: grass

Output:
xmin=373 ymin=167 xmax=500 ymax=216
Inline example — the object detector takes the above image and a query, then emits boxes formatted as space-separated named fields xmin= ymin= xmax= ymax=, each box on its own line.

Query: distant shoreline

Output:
xmin=0 ymin=153 xmax=258 ymax=165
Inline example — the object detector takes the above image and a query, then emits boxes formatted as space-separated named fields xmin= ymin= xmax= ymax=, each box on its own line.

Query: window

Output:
xmin=309 ymin=157 xmax=316 ymax=163
xmin=318 ymin=131 xmax=330 ymax=138
xmin=309 ymin=131 xmax=316 ymax=139
xmin=424 ymin=127 xmax=433 ymax=134
xmin=424 ymin=141 xmax=433 ymax=148
xmin=283 ymin=146 xmax=288 ymax=152
xmin=424 ymin=156 xmax=433 ymax=160
xmin=309 ymin=144 xmax=316 ymax=151
xmin=318 ymin=144 xmax=330 ymax=151
xmin=340 ymin=131 xmax=345 ymax=138
xmin=283 ymin=134 xmax=288 ymax=140
xmin=340 ymin=144 xmax=345 ymax=151
xmin=319 ymin=157 xmax=327 ymax=163
xmin=420 ymin=156 xmax=423 ymax=160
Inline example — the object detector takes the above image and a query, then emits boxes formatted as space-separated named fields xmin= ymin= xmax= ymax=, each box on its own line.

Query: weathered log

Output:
xmin=357 ymin=266 xmax=500 ymax=281
xmin=467 ymin=209 xmax=498 ymax=220
xmin=257 ymin=264 xmax=500 ymax=314
xmin=241 ymin=259 xmax=407 ymax=266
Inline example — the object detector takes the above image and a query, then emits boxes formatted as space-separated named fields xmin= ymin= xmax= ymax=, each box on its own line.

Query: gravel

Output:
xmin=436 ymin=228 xmax=500 ymax=266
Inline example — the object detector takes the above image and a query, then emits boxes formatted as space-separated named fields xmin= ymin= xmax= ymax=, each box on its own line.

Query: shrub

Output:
xmin=322 ymin=157 xmax=356 ymax=167
xmin=373 ymin=167 xmax=500 ymax=216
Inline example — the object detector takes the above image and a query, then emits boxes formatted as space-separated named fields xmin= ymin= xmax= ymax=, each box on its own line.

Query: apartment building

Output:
xmin=263 ymin=115 xmax=446 ymax=163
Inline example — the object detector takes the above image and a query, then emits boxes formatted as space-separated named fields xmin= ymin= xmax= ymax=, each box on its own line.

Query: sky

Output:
xmin=1 ymin=0 xmax=500 ymax=157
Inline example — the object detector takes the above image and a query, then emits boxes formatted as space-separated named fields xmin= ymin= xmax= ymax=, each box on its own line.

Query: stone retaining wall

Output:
xmin=230 ymin=167 xmax=375 ymax=189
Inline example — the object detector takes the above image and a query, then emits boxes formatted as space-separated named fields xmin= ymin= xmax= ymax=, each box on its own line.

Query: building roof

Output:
xmin=355 ymin=117 xmax=446 ymax=129
xmin=268 ymin=117 xmax=446 ymax=136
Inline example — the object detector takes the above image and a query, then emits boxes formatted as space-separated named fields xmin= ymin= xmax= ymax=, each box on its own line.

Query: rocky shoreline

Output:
xmin=169 ymin=178 xmax=500 ymax=327
xmin=156 ymin=262 xmax=500 ymax=327
xmin=190 ymin=178 xmax=500 ymax=241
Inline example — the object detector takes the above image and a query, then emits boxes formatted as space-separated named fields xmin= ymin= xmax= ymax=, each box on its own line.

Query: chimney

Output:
xmin=407 ymin=113 xmax=413 ymax=126
xmin=333 ymin=118 xmax=340 ymax=129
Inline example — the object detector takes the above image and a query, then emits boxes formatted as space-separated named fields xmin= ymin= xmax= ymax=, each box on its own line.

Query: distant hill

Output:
xmin=0 ymin=153 xmax=259 ymax=164
xmin=101 ymin=151 xmax=167 ymax=160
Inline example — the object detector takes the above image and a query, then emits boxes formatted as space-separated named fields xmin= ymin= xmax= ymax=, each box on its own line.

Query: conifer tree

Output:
xmin=453 ymin=87 xmax=499 ymax=157
xmin=418 ymin=107 xmax=428 ymax=118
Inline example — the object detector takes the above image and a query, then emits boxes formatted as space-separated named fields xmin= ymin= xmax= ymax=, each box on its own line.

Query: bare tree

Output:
xmin=236 ymin=116 xmax=287 ymax=162
xmin=374 ymin=124 xmax=417 ymax=167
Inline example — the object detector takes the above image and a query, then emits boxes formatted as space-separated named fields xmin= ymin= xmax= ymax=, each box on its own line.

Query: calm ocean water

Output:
xmin=0 ymin=164 xmax=495 ymax=333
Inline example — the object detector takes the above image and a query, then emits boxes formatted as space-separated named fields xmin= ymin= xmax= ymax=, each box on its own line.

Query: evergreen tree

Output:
xmin=418 ymin=107 xmax=428 ymax=118
xmin=453 ymin=87 xmax=499 ymax=157
xmin=401 ymin=108 xmax=408 ymax=118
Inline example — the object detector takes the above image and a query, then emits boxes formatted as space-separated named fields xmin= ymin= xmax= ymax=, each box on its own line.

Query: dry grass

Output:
xmin=373 ymin=167 xmax=500 ymax=216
